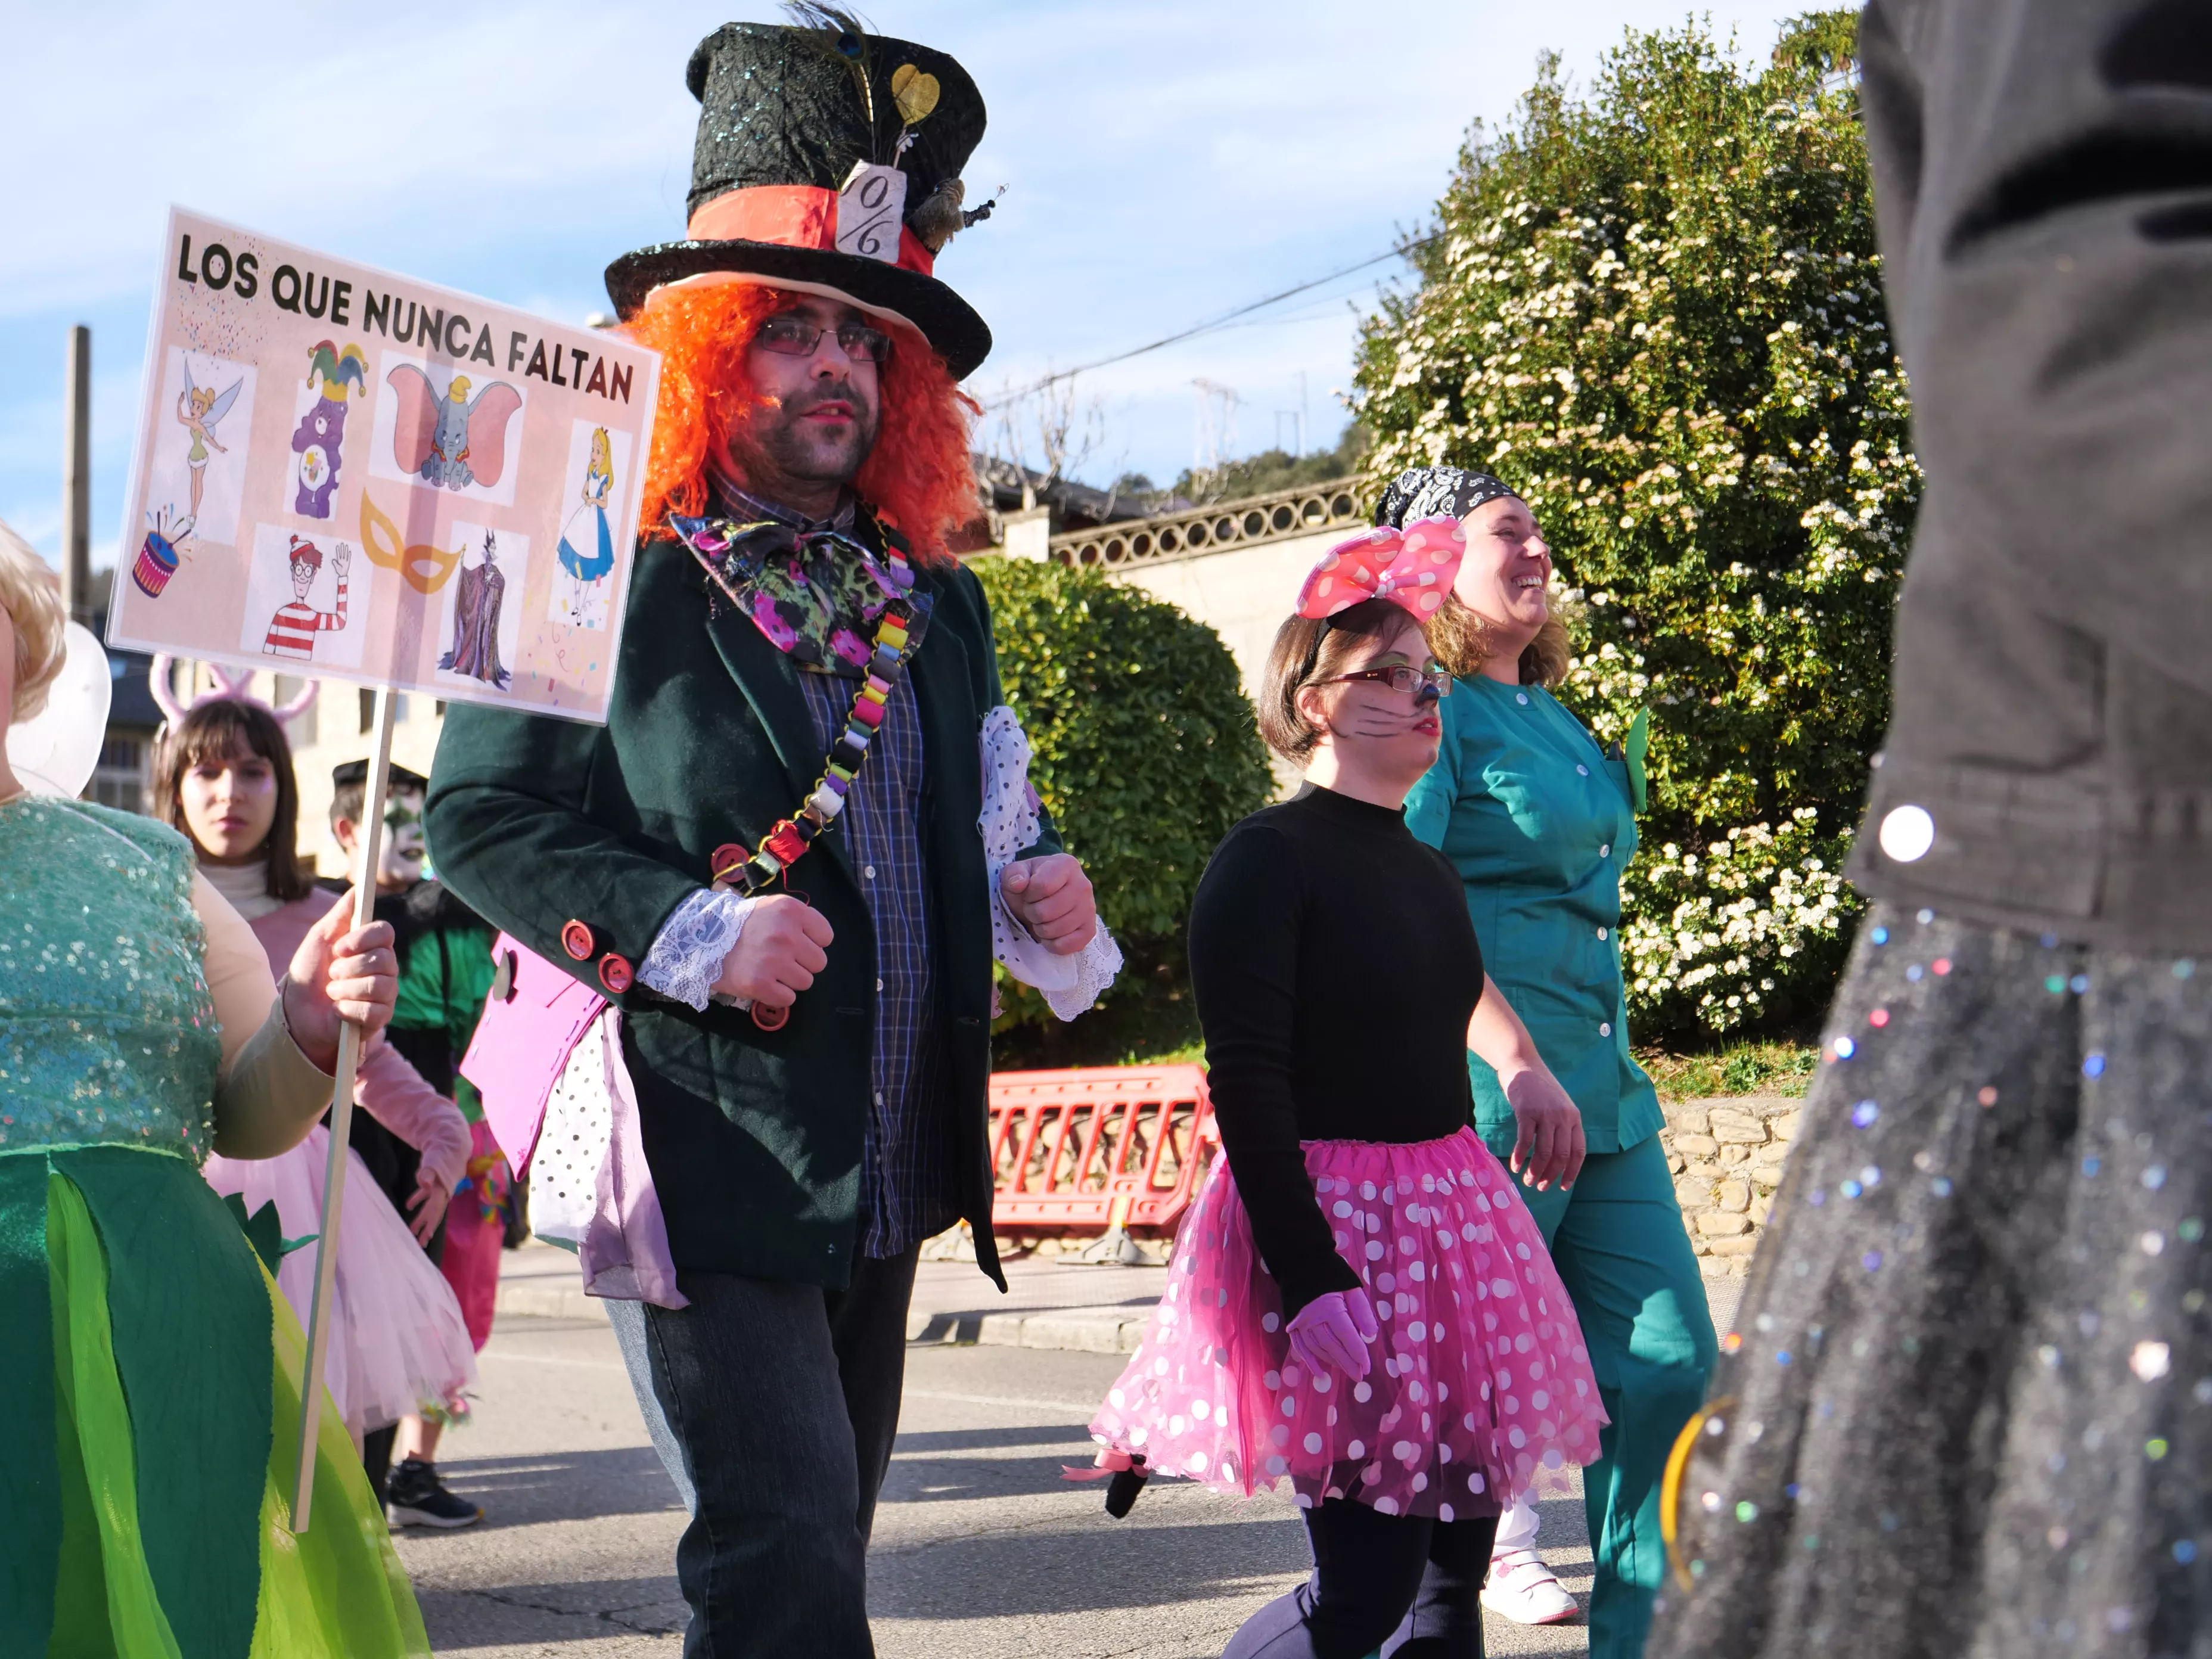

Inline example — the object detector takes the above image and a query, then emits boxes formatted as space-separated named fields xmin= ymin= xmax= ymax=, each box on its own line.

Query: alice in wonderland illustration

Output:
xmin=552 ymin=425 xmax=616 ymax=629
xmin=262 ymin=533 xmax=351 ymax=660
xmin=292 ymin=341 xmax=369 ymax=518
xmin=387 ymin=365 xmax=524 ymax=492
xmin=439 ymin=529 xmax=511 ymax=689
xmin=175 ymin=358 xmax=244 ymax=526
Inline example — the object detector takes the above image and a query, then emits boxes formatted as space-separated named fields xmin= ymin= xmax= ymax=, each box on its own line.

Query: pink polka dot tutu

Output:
xmin=1089 ymin=1126 xmax=1607 ymax=1520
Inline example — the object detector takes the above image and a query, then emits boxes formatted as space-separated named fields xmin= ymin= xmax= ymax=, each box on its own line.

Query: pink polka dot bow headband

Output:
xmin=1294 ymin=517 xmax=1466 ymax=622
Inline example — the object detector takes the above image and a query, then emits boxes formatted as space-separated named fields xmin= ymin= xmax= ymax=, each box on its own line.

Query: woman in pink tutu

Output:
xmin=1089 ymin=521 xmax=1607 ymax=1657
xmin=151 ymin=681 xmax=478 ymax=1456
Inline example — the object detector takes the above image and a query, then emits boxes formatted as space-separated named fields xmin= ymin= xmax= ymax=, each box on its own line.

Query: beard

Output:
xmin=740 ymin=380 xmax=883 ymax=489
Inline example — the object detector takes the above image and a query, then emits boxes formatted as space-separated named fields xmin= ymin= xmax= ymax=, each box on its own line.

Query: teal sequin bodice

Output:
xmin=0 ymin=798 xmax=223 ymax=1163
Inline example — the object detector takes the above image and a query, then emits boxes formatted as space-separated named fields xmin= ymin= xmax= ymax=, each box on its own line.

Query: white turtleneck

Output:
xmin=200 ymin=855 xmax=288 ymax=921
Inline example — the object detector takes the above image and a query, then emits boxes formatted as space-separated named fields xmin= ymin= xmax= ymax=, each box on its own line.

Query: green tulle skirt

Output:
xmin=0 ymin=1144 xmax=430 ymax=1658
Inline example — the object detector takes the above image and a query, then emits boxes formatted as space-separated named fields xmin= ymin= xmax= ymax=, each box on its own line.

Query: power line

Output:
xmin=986 ymin=232 xmax=1438 ymax=405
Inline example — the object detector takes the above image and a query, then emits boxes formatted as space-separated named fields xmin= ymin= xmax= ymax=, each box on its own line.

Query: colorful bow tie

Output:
xmin=1295 ymin=517 xmax=1466 ymax=620
xmin=671 ymin=512 xmax=920 ymax=676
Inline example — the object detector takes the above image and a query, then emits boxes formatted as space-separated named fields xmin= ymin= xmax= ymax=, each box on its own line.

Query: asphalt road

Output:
xmin=396 ymin=1316 xmax=1607 ymax=1658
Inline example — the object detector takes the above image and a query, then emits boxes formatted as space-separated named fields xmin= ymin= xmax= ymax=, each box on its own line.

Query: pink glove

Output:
xmin=1285 ymin=1287 xmax=1380 ymax=1380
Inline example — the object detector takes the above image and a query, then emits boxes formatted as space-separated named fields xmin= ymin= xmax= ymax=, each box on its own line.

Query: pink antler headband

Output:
xmin=150 ymin=657 xmax=319 ymax=730
xmin=1295 ymin=517 xmax=1466 ymax=621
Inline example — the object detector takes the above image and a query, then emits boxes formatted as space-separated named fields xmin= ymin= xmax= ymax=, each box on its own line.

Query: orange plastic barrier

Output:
xmin=989 ymin=1064 xmax=1217 ymax=1232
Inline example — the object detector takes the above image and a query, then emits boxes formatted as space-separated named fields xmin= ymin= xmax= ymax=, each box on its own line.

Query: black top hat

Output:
xmin=605 ymin=18 xmax=994 ymax=380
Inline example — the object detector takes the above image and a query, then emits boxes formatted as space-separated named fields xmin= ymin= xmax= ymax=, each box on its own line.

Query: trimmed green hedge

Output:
xmin=977 ymin=557 xmax=1273 ymax=1064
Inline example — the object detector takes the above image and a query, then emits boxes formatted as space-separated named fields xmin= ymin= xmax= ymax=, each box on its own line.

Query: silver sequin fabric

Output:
xmin=0 ymin=799 xmax=222 ymax=1164
xmin=1648 ymin=902 xmax=2212 ymax=1658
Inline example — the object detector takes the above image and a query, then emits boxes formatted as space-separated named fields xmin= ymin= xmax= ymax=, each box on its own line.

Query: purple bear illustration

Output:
xmin=291 ymin=342 xmax=368 ymax=519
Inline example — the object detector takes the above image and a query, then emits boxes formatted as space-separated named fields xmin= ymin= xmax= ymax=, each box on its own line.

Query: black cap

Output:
xmin=331 ymin=759 xmax=428 ymax=792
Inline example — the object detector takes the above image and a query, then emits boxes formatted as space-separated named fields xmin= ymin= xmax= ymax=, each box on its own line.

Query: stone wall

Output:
xmin=1658 ymin=1095 xmax=1803 ymax=1278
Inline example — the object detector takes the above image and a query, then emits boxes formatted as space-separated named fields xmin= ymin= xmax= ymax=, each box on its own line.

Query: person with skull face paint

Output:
xmin=328 ymin=758 xmax=505 ymax=1527
xmin=1392 ymin=466 xmax=1716 ymax=1657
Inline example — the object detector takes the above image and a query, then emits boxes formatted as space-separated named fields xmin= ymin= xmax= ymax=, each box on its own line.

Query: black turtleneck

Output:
xmin=1188 ymin=784 xmax=1486 ymax=1314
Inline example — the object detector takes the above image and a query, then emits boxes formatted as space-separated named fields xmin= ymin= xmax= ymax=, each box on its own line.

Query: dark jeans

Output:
xmin=1223 ymin=1497 xmax=1500 ymax=1659
xmin=607 ymin=1248 xmax=919 ymax=1659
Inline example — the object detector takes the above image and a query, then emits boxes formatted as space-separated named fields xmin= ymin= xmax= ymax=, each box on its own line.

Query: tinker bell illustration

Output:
xmin=175 ymin=358 xmax=244 ymax=527
xmin=553 ymin=427 xmax=617 ymax=627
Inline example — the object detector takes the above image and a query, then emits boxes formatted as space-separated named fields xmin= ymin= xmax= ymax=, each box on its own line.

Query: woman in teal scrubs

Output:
xmin=1393 ymin=465 xmax=1716 ymax=1659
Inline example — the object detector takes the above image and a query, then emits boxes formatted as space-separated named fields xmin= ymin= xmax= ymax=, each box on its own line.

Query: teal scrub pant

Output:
xmin=1507 ymin=1132 xmax=1717 ymax=1659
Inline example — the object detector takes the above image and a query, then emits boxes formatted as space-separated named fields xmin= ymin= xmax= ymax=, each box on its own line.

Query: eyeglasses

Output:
xmin=756 ymin=314 xmax=894 ymax=365
xmin=1324 ymin=663 xmax=1453 ymax=699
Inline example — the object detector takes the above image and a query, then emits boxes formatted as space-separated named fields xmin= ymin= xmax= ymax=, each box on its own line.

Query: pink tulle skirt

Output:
xmin=204 ymin=1124 xmax=479 ymax=1436
xmin=1090 ymin=1126 xmax=1607 ymax=1520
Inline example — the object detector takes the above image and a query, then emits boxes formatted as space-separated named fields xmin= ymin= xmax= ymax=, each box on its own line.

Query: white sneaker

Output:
xmin=1481 ymin=1546 xmax=1581 ymax=1624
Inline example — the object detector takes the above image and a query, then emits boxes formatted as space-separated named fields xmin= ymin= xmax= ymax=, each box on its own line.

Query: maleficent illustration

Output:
xmin=438 ymin=530 xmax=511 ymax=689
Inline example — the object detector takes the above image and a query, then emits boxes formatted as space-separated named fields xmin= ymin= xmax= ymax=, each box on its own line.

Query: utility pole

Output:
xmin=62 ymin=325 xmax=92 ymax=625
xmin=1192 ymin=378 xmax=1240 ymax=477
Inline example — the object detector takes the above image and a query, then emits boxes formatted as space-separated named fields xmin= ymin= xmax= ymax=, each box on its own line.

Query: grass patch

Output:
xmin=1107 ymin=1037 xmax=1820 ymax=1099
xmin=1636 ymin=1038 xmax=1818 ymax=1101
xmin=1121 ymin=1040 xmax=1204 ymax=1067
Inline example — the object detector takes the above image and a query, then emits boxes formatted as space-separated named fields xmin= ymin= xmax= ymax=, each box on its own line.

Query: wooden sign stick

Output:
xmin=289 ymin=684 xmax=396 ymax=1532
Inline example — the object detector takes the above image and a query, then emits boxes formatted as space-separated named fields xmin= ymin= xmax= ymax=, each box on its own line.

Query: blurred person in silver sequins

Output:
xmin=1648 ymin=4 xmax=2212 ymax=1657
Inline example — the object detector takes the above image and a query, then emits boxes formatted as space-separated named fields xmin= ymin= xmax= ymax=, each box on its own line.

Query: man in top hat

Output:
xmin=425 ymin=18 xmax=1099 ymax=1655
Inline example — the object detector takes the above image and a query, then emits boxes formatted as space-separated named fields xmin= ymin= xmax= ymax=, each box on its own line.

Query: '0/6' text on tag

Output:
xmin=837 ymin=163 xmax=908 ymax=263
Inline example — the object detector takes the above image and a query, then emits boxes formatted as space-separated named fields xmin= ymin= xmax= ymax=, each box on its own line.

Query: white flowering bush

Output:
xmin=1353 ymin=12 xmax=1915 ymax=1039
xmin=1620 ymin=809 xmax=1850 ymax=1034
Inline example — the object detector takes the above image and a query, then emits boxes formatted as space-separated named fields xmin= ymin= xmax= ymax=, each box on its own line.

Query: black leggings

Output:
xmin=1223 ymin=1497 xmax=1500 ymax=1658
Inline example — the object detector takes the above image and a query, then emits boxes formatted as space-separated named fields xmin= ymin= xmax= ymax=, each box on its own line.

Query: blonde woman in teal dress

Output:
xmin=0 ymin=520 xmax=429 ymax=1657
xmin=1392 ymin=468 xmax=1717 ymax=1659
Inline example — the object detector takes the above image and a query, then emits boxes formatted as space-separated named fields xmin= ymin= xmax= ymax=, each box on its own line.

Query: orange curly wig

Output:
xmin=625 ymin=281 xmax=980 ymax=567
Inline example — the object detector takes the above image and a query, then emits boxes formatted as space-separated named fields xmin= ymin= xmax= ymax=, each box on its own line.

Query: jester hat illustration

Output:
xmin=603 ymin=14 xmax=994 ymax=379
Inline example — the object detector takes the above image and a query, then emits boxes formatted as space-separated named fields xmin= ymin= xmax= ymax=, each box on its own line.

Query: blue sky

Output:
xmin=4 ymin=0 xmax=1819 ymax=571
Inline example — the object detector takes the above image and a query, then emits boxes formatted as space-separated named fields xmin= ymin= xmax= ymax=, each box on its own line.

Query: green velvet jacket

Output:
xmin=425 ymin=520 xmax=1050 ymax=1291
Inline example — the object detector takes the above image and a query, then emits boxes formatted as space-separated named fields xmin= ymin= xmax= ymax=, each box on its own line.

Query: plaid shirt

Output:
xmin=798 ymin=667 xmax=958 ymax=1258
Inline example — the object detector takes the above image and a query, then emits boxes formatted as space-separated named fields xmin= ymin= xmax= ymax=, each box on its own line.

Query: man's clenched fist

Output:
xmin=712 ymin=894 xmax=834 ymax=1009
xmin=1001 ymin=853 xmax=1099 ymax=954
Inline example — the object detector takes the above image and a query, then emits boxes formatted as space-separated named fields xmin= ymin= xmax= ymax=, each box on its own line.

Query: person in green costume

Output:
xmin=1392 ymin=467 xmax=1717 ymax=1659
xmin=328 ymin=757 xmax=501 ymax=1527
xmin=0 ymin=520 xmax=429 ymax=1658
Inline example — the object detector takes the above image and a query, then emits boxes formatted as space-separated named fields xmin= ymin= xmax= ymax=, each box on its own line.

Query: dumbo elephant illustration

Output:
xmin=387 ymin=365 xmax=524 ymax=492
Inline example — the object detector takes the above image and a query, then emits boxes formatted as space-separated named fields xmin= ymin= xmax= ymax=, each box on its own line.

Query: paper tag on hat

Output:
xmin=837 ymin=161 xmax=908 ymax=264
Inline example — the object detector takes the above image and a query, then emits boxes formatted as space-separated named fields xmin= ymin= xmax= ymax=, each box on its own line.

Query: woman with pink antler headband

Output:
xmin=148 ymin=664 xmax=478 ymax=1496
xmin=1082 ymin=519 xmax=1606 ymax=1658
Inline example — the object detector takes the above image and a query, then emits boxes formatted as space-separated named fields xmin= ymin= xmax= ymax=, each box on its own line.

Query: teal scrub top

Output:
xmin=1402 ymin=676 xmax=1664 ymax=1157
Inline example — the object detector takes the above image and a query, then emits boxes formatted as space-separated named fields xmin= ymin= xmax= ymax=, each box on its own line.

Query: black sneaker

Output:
xmin=385 ymin=1457 xmax=484 ymax=1529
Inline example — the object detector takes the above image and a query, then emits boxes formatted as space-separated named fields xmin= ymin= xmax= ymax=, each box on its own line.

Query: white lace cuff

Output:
xmin=1045 ymin=924 xmax=1125 ymax=1022
xmin=978 ymin=704 xmax=1123 ymax=1021
xmin=638 ymin=888 xmax=758 ymax=1012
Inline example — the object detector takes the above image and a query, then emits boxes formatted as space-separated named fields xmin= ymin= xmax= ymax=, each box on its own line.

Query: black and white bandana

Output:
xmin=1374 ymin=465 xmax=1520 ymax=529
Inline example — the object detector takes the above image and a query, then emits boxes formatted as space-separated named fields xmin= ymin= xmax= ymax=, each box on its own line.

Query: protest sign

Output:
xmin=109 ymin=208 xmax=662 ymax=1530
xmin=109 ymin=207 xmax=661 ymax=723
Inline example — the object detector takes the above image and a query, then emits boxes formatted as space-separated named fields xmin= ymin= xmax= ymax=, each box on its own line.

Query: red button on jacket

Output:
xmin=561 ymin=920 xmax=595 ymax=961
xmin=598 ymin=952 xmax=634 ymax=995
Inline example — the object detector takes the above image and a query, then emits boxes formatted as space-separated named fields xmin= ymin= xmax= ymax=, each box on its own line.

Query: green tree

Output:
xmin=976 ymin=557 xmax=1273 ymax=1063
xmin=1352 ymin=11 xmax=1915 ymax=1040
